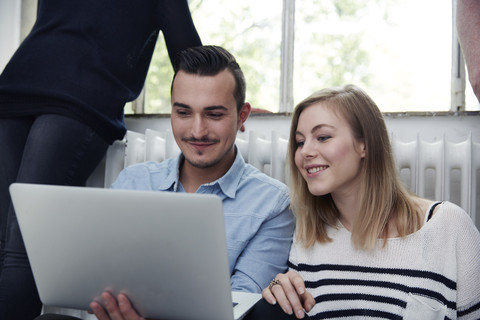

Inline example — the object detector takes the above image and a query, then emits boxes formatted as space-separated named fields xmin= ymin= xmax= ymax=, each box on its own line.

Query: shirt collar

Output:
xmin=210 ymin=147 xmax=246 ymax=199
xmin=158 ymin=146 xmax=246 ymax=198
xmin=156 ymin=156 xmax=182 ymax=192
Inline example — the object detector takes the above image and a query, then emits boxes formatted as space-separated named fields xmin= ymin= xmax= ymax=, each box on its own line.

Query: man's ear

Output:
xmin=238 ymin=102 xmax=251 ymax=132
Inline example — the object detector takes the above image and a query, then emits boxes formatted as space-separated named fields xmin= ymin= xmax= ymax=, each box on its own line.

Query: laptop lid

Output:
xmin=10 ymin=183 xmax=259 ymax=320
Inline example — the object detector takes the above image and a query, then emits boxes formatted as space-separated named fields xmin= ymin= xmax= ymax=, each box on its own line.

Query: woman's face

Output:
xmin=294 ymin=102 xmax=365 ymax=199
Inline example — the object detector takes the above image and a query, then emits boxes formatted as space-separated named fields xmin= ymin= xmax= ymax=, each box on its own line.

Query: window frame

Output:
xmin=16 ymin=0 xmax=471 ymax=114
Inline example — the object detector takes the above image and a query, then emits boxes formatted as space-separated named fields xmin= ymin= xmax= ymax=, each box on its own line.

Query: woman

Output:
xmin=260 ymin=85 xmax=480 ymax=319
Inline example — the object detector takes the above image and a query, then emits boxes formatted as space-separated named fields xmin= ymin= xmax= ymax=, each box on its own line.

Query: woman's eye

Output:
xmin=296 ymin=141 xmax=304 ymax=148
xmin=318 ymin=135 xmax=330 ymax=142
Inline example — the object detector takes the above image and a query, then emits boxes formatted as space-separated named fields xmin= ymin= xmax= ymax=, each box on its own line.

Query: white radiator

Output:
xmin=87 ymin=129 xmax=480 ymax=227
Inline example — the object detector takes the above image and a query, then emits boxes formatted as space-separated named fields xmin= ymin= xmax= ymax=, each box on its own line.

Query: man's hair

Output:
xmin=172 ymin=45 xmax=246 ymax=112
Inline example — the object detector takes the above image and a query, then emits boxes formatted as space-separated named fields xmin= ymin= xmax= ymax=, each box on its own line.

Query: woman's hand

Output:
xmin=90 ymin=291 xmax=151 ymax=320
xmin=262 ymin=270 xmax=315 ymax=319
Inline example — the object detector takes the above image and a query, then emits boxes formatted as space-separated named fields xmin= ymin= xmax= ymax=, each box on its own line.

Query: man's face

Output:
xmin=171 ymin=69 xmax=249 ymax=171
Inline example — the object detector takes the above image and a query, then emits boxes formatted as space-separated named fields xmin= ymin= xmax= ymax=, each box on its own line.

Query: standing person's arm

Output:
xmin=457 ymin=0 xmax=480 ymax=102
xmin=159 ymin=0 xmax=202 ymax=65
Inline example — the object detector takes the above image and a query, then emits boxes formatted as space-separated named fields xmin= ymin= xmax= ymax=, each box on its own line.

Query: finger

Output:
xmin=269 ymin=281 xmax=293 ymax=316
xmin=301 ymin=291 xmax=315 ymax=313
xmin=283 ymin=272 xmax=309 ymax=319
xmin=101 ymin=291 xmax=124 ymax=320
xmin=272 ymin=273 xmax=305 ymax=316
xmin=288 ymin=271 xmax=307 ymax=296
xmin=286 ymin=271 xmax=315 ymax=312
xmin=262 ymin=287 xmax=277 ymax=305
xmin=90 ymin=300 xmax=110 ymax=320
xmin=117 ymin=293 xmax=145 ymax=320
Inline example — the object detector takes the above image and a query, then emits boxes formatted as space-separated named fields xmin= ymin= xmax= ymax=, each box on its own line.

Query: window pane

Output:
xmin=143 ymin=36 xmax=173 ymax=114
xmin=294 ymin=0 xmax=452 ymax=112
xmin=143 ymin=0 xmax=282 ymax=114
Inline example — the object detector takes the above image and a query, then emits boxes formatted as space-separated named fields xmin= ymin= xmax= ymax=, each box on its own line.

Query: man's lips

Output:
xmin=182 ymin=138 xmax=219 ymax=151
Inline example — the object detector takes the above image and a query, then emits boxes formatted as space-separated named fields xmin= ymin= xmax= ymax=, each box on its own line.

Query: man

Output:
xmin=87 ymin=45 xmax=294 ymax=320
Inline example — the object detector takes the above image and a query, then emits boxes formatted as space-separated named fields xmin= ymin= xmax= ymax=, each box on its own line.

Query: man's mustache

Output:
xmin=181 ymin=137 xmax=220 ymax=143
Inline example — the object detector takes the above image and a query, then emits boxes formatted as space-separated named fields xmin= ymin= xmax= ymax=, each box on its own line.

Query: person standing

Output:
xmin=0 ymin=1 xmax=202 ymax=319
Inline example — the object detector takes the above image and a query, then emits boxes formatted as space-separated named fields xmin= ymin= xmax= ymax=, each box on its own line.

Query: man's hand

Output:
xmin=90 ymin=291 xmax=148 ymax=320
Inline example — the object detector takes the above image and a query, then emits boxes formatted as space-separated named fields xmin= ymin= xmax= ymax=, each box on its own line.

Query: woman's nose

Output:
xmin=300 ymin=139 xmax=317 ymax=158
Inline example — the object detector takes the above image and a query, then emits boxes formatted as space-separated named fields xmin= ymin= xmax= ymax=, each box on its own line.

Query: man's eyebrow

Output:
xmin=173 ymin=102 xmax=228 ymax=112
xmin=172 ymin=102 xmax=190 ymax=109
xmin=204 ymin=105 xmax=228 ymax=111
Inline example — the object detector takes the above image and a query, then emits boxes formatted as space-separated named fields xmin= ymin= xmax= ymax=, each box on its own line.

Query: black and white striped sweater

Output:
xmin=289 ymin=201 xmax=480 ymax=319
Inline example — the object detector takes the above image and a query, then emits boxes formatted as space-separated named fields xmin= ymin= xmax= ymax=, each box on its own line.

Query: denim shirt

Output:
xmin=111 ymin=149 xmax=295 ymax=293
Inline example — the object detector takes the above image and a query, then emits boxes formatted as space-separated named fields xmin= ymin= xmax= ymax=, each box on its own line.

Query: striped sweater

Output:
xmin=288 ymin=201 xmax=480 ymax=319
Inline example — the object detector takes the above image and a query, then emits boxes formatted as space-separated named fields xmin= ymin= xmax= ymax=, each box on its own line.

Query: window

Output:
xmin=294 ymin=0 xmax=452 ymax=112
xmin=133 ymin=0 xmax=480 ymax=114
xmin=140 ymin=0 xmax=283 ymax=114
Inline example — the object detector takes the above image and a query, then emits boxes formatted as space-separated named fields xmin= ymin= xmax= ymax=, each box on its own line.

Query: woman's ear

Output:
xmin=358 ymin=141 xmax=366 ymax=158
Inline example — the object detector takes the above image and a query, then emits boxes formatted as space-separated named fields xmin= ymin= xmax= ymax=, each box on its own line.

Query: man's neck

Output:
xmin=179 ymin=153 xmax=236 ymax=193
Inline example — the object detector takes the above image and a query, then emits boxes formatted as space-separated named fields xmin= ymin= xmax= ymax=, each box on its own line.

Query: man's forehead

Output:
xmin=171 ymin=70 xmax=236 ymax=106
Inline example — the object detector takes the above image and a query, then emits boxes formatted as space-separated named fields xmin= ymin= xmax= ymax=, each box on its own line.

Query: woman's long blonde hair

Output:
xmin=288 ymin=84 xmax=422 ymax=250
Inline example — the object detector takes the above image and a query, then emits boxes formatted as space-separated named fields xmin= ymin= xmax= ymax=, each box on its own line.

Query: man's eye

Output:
xmin=208 ymin=113 xmax=223 ymax=118
xmin=176 ymin=110 xmax=190 ymax=116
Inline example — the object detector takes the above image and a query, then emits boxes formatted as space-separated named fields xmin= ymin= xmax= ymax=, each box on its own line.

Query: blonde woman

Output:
xmin=257 ymin=85 xmax=480 ymax=319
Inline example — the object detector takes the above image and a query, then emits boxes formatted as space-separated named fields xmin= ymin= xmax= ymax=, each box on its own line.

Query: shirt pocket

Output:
xmin=404 ymin=293 xmax=447 ymax=320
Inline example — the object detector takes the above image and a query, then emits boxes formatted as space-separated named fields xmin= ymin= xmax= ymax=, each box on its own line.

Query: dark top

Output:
xmin=0 ymin=0 xmax=201 ymax=144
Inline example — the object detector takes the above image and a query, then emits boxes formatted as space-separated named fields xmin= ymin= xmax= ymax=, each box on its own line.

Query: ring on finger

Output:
xmin=268 ymin=278 xmax=281 ymax=290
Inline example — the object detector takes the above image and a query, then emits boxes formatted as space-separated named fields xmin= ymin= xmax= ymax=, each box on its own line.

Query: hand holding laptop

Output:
xmin=90 ymin=291 xmax=148 ymax=320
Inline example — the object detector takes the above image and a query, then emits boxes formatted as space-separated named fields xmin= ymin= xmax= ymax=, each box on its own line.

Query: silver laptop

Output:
xmin=9 ymin=183 xmax=260 ymax=320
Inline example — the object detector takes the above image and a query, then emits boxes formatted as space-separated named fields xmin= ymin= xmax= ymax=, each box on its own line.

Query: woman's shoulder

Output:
xmin=411 ymin=197 xmax=469 ymax=221
xmin=427 ymin=201 xmax=475 ymax=230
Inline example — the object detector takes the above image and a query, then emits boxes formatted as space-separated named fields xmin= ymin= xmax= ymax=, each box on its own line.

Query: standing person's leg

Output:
xmin=0 ymin=114 xmax=109 ymax=320
xmin=0 ymin=117 xmax=33 ymax=273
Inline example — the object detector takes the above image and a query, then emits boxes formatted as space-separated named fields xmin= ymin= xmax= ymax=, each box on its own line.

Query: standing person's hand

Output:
xmin=262 ymin=270 xmax=315 ymax=319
